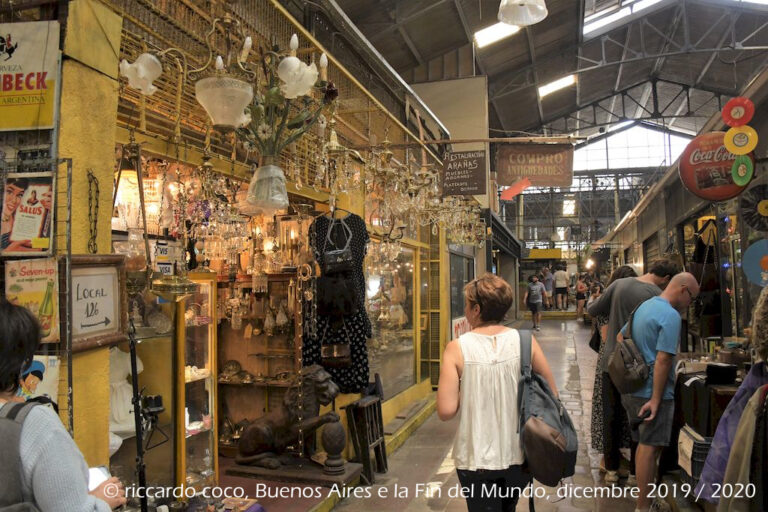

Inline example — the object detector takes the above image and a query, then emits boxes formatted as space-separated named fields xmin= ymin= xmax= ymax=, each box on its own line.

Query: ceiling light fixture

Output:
xmin=498 ymin=0 xmax=548 ymax=27
xmin=474 ymin=22 xmax=520 ymax=48
xmin=538 ymin=74 xmax=576 ymax=97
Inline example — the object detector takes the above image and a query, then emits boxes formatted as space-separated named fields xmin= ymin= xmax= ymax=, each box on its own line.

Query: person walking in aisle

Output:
xmin=524 ymin=274 xmax=546 ymax=331
xmin=620 ymin=273 xmax=699 ymax=512
xmin=554 ymin=265 xmax=569 ymax=311
xmin=542 ymin=266 xmax=554 ymax=310
xmin=437 ymin=273 xmax=558 ymax=512
xmin=576 ymin=274 xmax=588 ymax=322
xmin=0 ymin=300 xmax=126 ymax=511
xmin=587 ymin=259 xmax=680 ymax=483
xmin=589 ymin=265 xmax=638 ymax=480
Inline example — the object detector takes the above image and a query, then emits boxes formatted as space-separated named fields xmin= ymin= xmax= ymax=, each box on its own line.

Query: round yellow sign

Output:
xmin=724 ymin=125 xmax=758 ymax=155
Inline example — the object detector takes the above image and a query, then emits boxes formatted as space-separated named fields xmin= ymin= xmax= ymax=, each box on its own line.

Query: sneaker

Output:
xmin=626 ymin=474 xmax=637 ymax=487
xmin=605 ymin=470 xmax=620 ymax=483
xmin=649 ymin=498 xmax=671 ymax=512
xmin=535 ymin=326 xmax=541 ymax=332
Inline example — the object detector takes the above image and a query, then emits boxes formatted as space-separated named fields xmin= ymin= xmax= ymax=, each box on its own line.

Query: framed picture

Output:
xmin=70 ymin=255 xmax=128 ymax=352
xmin=5 ymin=257 xmax=60 ymax=343
xmin=420 ymin=313 xmax=429 ymax=333
xmin=1 ymin=171 xmax=55 ymax=256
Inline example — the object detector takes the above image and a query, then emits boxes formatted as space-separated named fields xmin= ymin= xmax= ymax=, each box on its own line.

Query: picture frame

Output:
xmin=69 ymin=255 xmax=128 ymax=352
xmin=420 ymin=313 xmax=429 ymax=333
xmin=1 ymin=170 xmax=56 ymax=257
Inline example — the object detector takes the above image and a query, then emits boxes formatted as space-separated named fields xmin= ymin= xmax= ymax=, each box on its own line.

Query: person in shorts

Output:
xmin=620 ymin=273 xmax=699 ymax=512
xmin=554 ymin=266 xmax=569 ymax=310
xmin=524 ymin=274 xmax=546 ymax=331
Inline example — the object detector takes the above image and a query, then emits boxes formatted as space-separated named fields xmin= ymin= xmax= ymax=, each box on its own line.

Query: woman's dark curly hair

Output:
xmin=0 ymin=300 xmax=41 ymax=394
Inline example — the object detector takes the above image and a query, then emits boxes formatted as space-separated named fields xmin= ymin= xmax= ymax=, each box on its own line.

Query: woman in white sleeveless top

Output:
xmin=437 ymin=273 xmax=558 ymax=511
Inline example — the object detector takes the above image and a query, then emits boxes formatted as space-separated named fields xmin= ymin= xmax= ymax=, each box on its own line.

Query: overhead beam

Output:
xmin=526 ymin=27 xmax=545 ymax=129
xmin=397 ymin=24 xmax=425 ymax=66
xmin=366 ymin=0 xmax=452 ymax=42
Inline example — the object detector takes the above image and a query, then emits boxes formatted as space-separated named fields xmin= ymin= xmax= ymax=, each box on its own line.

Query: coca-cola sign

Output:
xmin=679 ymin=131 xmax=753 ymax=201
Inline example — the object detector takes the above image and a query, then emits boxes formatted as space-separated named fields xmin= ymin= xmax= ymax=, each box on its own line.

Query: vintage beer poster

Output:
xmin=5 ymin=257 xmax=59 ymax=343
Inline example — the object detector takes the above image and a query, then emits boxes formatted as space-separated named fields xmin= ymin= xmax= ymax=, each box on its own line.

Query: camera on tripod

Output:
xmin=141 ymin=394 xmax=164 ymax=416
xmin=138 ymin=393 xmax=168 ymax=451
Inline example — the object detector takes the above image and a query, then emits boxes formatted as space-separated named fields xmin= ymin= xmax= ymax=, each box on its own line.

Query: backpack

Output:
xmin=0 ymin=401 xmax=41 ymax=512
xmin=607 ymin=306 xmax=650 ymax=394
xmin=518 ymin=330 xmax=578 ymax=487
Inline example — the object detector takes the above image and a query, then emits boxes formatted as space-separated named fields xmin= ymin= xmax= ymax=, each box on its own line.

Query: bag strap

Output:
xmin=517 ymin=329 xmax=532 ymax=433
xmin=624 ymin=303 xmax=643 ymax=340
xmin=0 ymin=401 xmax=37 ymax=423
xmin=323 ymin=217 xmax=352 ymax=254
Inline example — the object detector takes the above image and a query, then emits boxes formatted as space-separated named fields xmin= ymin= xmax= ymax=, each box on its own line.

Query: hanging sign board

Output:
xmin=70 ymin=255 xmax=127 ymax=351
xmin=442 ymin=150 xmax=486 ymax=196
xmin=679 ymin=132 xmax=752 ymax=201
xmin=495 ymin=144 xmax=574 ymax=188
xmin=0 ymin=21 xmax=60 ymax=131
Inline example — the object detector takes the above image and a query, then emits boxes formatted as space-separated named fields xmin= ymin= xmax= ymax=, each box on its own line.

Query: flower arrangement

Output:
xmin=237 ymin=35 xmax=336 ymax=213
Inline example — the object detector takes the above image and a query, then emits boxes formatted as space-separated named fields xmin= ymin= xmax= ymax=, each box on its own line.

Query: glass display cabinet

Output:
xmin=176 ymin=271 xmax=218 ymax=489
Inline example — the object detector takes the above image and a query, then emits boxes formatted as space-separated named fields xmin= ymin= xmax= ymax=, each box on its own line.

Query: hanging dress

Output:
xmin=302 ymin=213 xmax=371 ymax=393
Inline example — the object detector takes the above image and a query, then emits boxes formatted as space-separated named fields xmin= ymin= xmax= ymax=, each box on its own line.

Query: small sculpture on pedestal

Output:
xmin=321 ymin=420 xmax=346 ymax=474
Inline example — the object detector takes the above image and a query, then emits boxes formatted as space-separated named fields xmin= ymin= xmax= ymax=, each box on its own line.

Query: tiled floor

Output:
xmin=335 ymin=319 xmax=639 ymax=511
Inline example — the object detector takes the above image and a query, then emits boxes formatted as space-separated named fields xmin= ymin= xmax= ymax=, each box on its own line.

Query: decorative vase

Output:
xmin=246 ymin=156 xmax=289 ymax=214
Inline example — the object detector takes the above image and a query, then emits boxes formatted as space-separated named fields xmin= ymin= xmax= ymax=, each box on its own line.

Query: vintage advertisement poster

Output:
xmin=496 ymin=143 xmax=574 ymax=188
xmin=15 ymin=355 xmax=60 ymax=411
xmin=5 ymin=257 xmax=60 ymax=343
xmin=1 ymin=171 xmax=55 ymax=255
xmin=0 ymin=21 xmax=60 ymax=131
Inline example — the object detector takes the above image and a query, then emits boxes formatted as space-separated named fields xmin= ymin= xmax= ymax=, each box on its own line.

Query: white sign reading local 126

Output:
xmin=72 ymin=266 xmax=119 ymax=338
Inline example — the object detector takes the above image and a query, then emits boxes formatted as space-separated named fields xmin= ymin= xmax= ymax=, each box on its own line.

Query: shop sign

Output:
xmin=679 ymin=132 xmax=752 ymax=201
xmin=452 ymin=316 xmax=471 ymax=338
xmin=442 ymin=150 xmax=486 ymax=196
xmin=71 ymin=255 xmax=127 ymax=350
xmin=4 ymin=257 xmax=59 ymax=343
xmin=0 ymin=21 xmax=60 ymax=131
xmin=495 ymin=144 xmax=574 ymax=188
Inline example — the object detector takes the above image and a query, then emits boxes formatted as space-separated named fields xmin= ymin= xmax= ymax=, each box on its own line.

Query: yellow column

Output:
xmin=58 ymin=0 xmax=122 ymax=466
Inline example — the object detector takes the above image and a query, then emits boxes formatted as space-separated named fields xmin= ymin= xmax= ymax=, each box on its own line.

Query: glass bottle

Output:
xmin=38 ymin=280 xmax=55 ymax=338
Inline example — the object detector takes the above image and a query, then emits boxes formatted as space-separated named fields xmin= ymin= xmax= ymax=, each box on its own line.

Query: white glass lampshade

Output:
xmin=498 ymin=0 xmax=548 ymax=27
xmin=194 ymin=76 xmax=254 ymax=131
xmin=246 ymin=162 xmax=289 ymax=214
xmin=119 ymin=53 xmax=163 ymax=96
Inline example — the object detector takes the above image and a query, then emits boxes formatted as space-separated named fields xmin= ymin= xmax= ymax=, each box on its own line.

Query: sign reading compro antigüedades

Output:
xmin=442 ymin=150 xmax=487 ymax=196
xmin=495 ymin=144 xmax=574 ymax=188
xmin=0 ymin=21 xmax=60 ymax=131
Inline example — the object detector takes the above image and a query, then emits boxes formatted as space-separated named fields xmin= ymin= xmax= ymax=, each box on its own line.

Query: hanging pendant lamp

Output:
xmin=498 ymin=0 xmax=548 ymax=27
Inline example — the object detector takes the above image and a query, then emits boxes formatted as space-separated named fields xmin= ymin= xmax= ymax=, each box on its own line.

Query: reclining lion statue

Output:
xmin=235 ymin=364 xmax=340 ymax=469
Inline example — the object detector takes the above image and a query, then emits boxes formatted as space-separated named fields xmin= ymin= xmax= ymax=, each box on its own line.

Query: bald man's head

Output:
xmin=662 ymin=272 xmax=699 ymax=312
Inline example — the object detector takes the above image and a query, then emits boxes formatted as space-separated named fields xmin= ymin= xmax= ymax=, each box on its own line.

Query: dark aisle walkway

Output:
xmin=335 ymin=319 xmax=638 ymax=511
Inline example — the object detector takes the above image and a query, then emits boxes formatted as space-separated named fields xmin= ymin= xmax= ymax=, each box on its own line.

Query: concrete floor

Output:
xmin=335 ymin=319 xmax=639 ymax=512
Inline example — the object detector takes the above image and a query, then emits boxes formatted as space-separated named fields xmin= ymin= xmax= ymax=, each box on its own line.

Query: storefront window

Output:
xmin=366 ymin=245 xmax=416 ymax=400
xmin=450 ymin=253 xmax=475 ymax=319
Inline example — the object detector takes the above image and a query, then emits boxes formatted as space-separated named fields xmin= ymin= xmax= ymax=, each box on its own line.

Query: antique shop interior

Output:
xmin=2 ymin=0 xmax=768 ymax=511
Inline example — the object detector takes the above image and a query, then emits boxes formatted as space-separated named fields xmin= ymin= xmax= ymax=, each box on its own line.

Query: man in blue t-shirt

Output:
xmin=619 ymin=272 xmax=699 ymax=512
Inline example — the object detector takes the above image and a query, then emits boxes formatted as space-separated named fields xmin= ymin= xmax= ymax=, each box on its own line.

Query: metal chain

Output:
xmin=86 ymin=170 xmax=99 ymax=254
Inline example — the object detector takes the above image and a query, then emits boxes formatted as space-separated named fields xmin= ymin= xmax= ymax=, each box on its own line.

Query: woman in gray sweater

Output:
xmin=0 ymin=300 xmax=126 ymax=511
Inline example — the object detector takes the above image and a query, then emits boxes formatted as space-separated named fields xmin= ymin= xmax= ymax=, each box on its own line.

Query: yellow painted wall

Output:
xmin=56 ymin=0 xmax=122 ymax=467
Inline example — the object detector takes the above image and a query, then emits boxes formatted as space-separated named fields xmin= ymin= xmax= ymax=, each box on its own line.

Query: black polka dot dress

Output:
xmin=302 ymin=213 xmax=371 ymax=393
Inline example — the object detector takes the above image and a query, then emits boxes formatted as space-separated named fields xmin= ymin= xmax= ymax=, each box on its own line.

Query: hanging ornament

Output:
xmin=731 ymin=155 xmax=754 ymax=187
xmin=724 ymin=125 xmax=758 ymax=156
xmin=740 ymin=185 xmax=768 ymax=232
xmin=679 ymin=132 xmax=752 ymax=201
xmin=722 ymin=97 xmax=755 ymax=127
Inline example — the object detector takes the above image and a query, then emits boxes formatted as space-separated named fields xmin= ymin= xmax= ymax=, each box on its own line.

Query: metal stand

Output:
xmin=127 ymin=321 xmax=149 ymax=512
